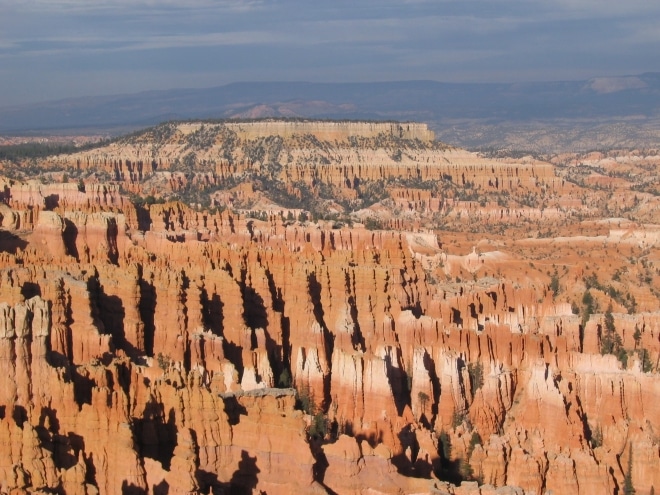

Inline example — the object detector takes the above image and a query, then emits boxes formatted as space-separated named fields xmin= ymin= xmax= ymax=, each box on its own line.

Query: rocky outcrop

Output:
xmin=0 ymin=127 xmax=658 ymax=493
xmin=30 ymin=121 xmax=560 ymax=203
xmin=214 ymin=121 xmax=436 ymax=141
xmin=1 ymin=210 xmax=658 ymax=493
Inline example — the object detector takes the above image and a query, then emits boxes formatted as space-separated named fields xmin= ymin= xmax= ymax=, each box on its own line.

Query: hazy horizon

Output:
xmin=2 ymin=0 xmax=659 ymax=107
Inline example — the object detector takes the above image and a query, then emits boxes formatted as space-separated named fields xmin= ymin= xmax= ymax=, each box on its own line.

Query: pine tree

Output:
xmin=623 ymin=443 xmax=635 ymax=495
xmin=633 ymin=325 xmax=642 ymax=348
xmin=601 ymin=304 xmax=628 ymax=367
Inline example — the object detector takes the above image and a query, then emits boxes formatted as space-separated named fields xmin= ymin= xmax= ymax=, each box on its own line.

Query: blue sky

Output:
xmin=1 ymin=0 xmax=659 ymax=106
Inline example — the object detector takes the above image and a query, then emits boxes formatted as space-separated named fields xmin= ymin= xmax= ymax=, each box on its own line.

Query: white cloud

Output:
xmin=533 ymin=0 xmax=660 ymax=18
xmin=0 ymin=0 xmax=659 ymax=105
xmin=0 ymin=29 xmax=299 ymax=58
xmin=0 ymin=0 xmax=266 ymax=12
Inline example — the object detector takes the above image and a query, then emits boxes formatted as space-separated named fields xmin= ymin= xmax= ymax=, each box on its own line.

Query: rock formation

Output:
xmin=0 ymin=121 xmax=658 ymax=493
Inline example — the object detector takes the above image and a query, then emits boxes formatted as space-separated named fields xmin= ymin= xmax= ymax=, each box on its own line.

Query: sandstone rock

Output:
xmin=0 ymin=130 xmax=659 ymax=494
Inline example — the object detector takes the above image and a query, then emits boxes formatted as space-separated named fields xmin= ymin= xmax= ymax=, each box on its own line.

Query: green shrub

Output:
xmin=278 ymin=368 xmax=292 ymax=388
xmin=468 ymin=432 xmax=482 ymax=454
xmin=590 ymin=425 xmax=603 ymax=449
xmin=452 ymin=410 xmax=466 ymax=428
xmin=460 ymin=458 xmax=473 ymax=479
xmin=418 ymin=391 xmax=430 ymax=411
xmin=296 ymin=385 xmax=314 ymax=415
xmin=639 ymin=348 xmax=653 ymax=373
xmin=308 ymin=412 xmax=328 ymax=440
xmin=364 ymin=217 xmax=383 ymax=230
xmin=156 ymin=352 xmax=171 ymax=371
xmin=549 ymin=271 xmax=560 ymax=298
xmin=468 ymin=362 xmax=484 ymax=394
xmin=439 ymin=431 xmax=451 ymax=460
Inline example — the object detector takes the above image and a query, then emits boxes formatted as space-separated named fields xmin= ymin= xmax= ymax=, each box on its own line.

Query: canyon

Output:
xmin=0 ymin=120 xmax=658 ymax=494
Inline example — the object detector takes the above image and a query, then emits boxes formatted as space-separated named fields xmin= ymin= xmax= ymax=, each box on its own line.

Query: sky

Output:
xmin=1 ymin=0 xmax=659 ymax=107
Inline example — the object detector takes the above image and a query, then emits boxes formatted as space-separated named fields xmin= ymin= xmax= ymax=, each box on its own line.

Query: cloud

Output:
xmin=0 ymin=0 xmax=659 ymax=105
xmin=0 ymin=30 xmax=300 ymax=59
xmin=0 ymin=6 xmax=528 ymax=60
xmin=1 ymin=0 xmax=266 ymax=12
xmin=547 ymin=0 xmax=660 ymax=17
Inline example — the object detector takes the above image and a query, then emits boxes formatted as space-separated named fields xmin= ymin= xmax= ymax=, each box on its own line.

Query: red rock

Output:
xmin=0 ymin=128 xmax=659 ymax=494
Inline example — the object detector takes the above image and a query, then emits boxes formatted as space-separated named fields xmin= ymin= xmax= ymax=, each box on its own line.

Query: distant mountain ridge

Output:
xmin=2 ymin=73 xmax=660 ymax=152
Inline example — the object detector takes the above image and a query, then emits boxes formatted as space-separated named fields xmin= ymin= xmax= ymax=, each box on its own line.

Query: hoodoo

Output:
xmin=0 ymin=120 xmax=658 ymax=494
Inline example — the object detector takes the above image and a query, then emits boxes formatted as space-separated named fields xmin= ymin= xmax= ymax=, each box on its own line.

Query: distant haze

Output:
xmin=1 ymin=75 xmax=659 ymax=153
xmin=1 ymin=0 xmax=660 ymax=107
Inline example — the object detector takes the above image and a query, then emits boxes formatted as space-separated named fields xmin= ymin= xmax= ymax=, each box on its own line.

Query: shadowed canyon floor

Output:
xmin=0 ymin=121 xmax=659 ymax=494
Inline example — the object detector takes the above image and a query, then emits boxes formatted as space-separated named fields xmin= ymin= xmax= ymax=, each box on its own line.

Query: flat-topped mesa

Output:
xmin=41 ymin=120 xmax=441 ymax=174
xmin=26 ymin=120 xmax=571 ymax=205
xmin=213 ymin=120 xmax=435 ymax=141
